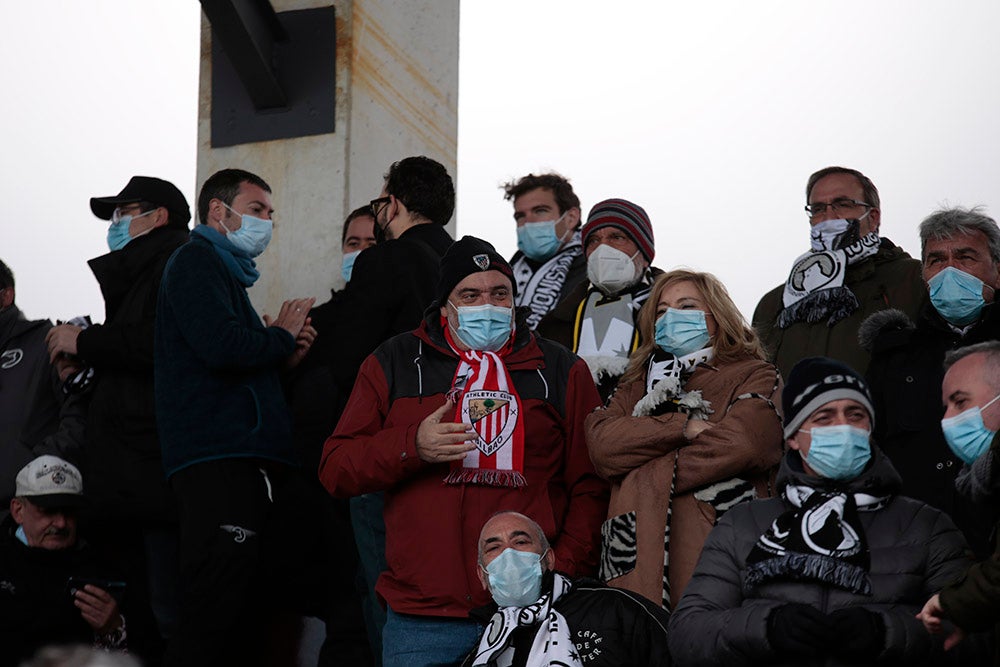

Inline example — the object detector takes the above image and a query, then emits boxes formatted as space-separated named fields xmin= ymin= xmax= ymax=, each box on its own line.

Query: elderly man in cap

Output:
xmin=535 ymin=198 xmax=661 ymax=401
xmin=0 ymin=456 xmax=130 ymax=665
xmin=463 ymin=510 xmax=669 ymax=667
xmin=668 ymin=357 xmax=980 ymax=666
xmin=44 ymin=176 xmax=191 ymax=646
xmin=320 ymin=236 xmax=608 ymax=667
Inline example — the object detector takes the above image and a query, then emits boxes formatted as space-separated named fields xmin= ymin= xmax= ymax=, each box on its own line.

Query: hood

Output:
xmin=857 ymin=308 xmax=914 ymax=353
xmin=0 ymin=306 xmax=49 ymax=348
xmin=776 ymin=443 xmax=903 ymax=498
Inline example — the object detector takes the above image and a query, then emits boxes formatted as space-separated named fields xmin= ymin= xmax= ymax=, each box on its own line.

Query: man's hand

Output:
xmin=74 ymin=584 xmax=122 ymax=636
xmin=264 ymin=297 xmax=315 ymax=338
xmin=284 ymin=321 xmax=316 ymax=369
xmin=54 ymin=357 xmax=84 ymax=382
xmin=416 ymin=400 xmax=477 ymax=463
xmin=917 ymin=594 xmax=966 ymax=650
xmin=45 ymin=324 xmax=82 ymax=363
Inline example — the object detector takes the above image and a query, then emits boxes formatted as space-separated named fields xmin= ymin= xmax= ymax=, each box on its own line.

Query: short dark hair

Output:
xmin=384 ymin=156 xmax=455 ymax=225
xmin=502 ymin=172 xmax=581 ymax=218
xmin=0 ymin=259 xmax=13 ymax=291
xmin=197 ymin=169 xmax=271 ymax=224
xmin=341 ymin=206 xmax=375 ymax=245
xmin=806 ymin=166 xmax=880 ymax=210
xmin=944 ymin=341 xmax=1000 ymax=389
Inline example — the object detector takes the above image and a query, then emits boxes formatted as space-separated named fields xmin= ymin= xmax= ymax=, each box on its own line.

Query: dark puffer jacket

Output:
xmin=862 ymin=303 xmax=1000 ymax=558
xmin=668 ymin=448 xmax=973 ymax=667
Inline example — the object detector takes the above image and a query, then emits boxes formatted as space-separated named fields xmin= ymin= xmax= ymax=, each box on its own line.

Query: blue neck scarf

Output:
xmin=191 ymin=225 xmax=260 ymax=287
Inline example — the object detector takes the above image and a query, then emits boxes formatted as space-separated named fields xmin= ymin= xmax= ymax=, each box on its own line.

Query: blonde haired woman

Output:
xmin=586 ymin=269 xmax=784 ymax=609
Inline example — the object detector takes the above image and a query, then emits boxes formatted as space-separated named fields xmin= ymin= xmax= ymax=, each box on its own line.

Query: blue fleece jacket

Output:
xmin=154 ymin=234 xmax=297 ymax=477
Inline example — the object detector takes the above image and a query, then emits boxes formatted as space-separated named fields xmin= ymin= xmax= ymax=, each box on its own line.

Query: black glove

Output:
xmin=829 ymin=607 xmax=885 ymax=661
xmin=767 ymin=603 xmax=834 ymax=657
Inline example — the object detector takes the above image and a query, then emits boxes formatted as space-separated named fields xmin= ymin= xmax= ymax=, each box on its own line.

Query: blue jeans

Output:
xmin=382 ymin=608 xmax=483 ymax=667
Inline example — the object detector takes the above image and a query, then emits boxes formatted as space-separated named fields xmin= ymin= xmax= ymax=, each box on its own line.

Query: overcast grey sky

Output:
xmin=4 ymin=1 xmax=999 ymax=322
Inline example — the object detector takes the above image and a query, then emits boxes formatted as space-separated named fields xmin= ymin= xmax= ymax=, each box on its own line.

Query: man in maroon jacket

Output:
xmin=320 ymin=236 xmax=608 ymax=667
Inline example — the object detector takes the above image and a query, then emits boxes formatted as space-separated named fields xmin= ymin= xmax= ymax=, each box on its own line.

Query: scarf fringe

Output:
xmin=581 ymin=355 xmax=630 ymax=385
xmin=444 ymin=468 xmax=526 ymax=488
xmin=743 ymin=553 xmax=872 ymax=596
xmin=777 ymin=286 xmax=859 ymax=329
xmin=633 ymin=383 xmax=713 ymax=419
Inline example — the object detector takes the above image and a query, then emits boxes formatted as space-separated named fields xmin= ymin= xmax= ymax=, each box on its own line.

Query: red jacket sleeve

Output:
xmin=552 ymin=358 xmax=609 ymax=577
xmin=318 ymin=353 xmax=429 ymax=497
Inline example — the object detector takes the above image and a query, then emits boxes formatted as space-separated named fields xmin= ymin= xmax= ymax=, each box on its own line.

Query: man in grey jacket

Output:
xmin=668 ymin=356 xmax=979 ymax=666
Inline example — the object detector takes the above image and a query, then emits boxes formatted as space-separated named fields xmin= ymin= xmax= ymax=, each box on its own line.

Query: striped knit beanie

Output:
xmin=582 ymin=198 xmax=655 ymax=262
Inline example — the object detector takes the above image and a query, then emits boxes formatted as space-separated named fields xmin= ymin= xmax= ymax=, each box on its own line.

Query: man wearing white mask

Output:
xmin=752 ymin=166 xmax=925 ymax=379
xmin=462 ymin=511 xmax=669 ymax=667
xmin=861 ymin=207 xmax=1000 ymax=558
xmin=503 ymin=173 xmax=587 ymax=332
xmin=536 ymin=198 xmax=660 ymax=402
xmin=918 ymin=341 xmax=1000 ymax=658
xmin=669 ymin=356 xmax=980 ymax=666
xmin=320 ymin=236 xmax=607 ymax=667
xmin=155 ymin=168 xmax=317 ymax=666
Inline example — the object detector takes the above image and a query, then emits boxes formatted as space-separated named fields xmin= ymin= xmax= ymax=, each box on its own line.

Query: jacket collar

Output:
xmin=777 ymin=444 xmax=903 ymax=498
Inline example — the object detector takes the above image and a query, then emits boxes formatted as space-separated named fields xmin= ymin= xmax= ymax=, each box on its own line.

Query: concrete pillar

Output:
xmin=195 ymin=0 xmax=459 ymax=312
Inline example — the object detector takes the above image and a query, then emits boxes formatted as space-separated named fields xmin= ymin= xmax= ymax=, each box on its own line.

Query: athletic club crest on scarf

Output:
xmin=443 ymin=323 xmax=526 ymax=487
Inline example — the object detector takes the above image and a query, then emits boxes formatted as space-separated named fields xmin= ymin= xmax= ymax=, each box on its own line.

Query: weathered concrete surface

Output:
xmin=196 ymin=0 xmax=459 ymax=314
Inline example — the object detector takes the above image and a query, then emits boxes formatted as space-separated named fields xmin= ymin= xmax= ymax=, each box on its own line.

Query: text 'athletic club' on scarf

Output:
xmin=441 ymin=319 xmax=526 ymax=488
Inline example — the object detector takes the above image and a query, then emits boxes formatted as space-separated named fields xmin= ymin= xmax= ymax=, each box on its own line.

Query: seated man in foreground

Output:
xmin=464 ymin=511 xmax=669 ymax=667
xmin=668 ymin=357 xmax=982 ymax=666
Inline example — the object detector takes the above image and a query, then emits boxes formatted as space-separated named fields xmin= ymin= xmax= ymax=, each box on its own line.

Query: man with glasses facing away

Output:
xmin=752 ymin=166 xmax=925 ymax=380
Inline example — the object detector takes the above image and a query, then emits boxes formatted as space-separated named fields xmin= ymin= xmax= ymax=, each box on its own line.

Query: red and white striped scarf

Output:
xmin=443 ymin=320 xmax=526 ymax=487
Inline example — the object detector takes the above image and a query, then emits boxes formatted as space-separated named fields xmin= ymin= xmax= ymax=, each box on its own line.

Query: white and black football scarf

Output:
xmin=778 ymin=224 xmax=881 ymax=329
xmin=631 ymin=347 xmax=715 ymax=419
xmin=743 ymin=483 xmax=889 ymax=595
xmin=470 ymin=573 xmax=581 ymax=667
xmin=573 ymin=276 xmax=652 ymax=386
xmin=513 ymin=231 xmax=583 ymax=330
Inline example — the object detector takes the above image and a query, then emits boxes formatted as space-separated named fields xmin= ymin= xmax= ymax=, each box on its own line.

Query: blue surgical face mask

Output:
xmin=516 ymin=214 xmax=568 ymax=262
xmin=485 ymin=548 xmax=545 ymax=608
xmin=450 ymin=302 xmax=513 ymax=352
xmin=928 ymin=266 xmax=988 ymax=326
xmin=654 ymin=308 xmax=711 ymax=357
xmin=221 ymin=203 xmax=273 ymax=257
xmin=341 ymin=250 xmax=361 ymax=283
xmin=106 ymin=209 xmax=155 ymax=251
xmin=941 ymin=394 xmax=1000 ymax=464
xmin=804 ymin=424 xmax=872 ymax=480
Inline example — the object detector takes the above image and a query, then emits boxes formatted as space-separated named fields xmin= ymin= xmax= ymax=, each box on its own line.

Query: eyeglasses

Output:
xmin=370 ymin=196 xmax=391 ymax=219
xmin=804 ymin=198 xmax=873 ymax=218
xmin=111 ymin=203 xmax=145 ymax=223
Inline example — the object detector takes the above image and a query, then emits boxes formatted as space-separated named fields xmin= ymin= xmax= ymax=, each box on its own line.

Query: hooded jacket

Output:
xmin=668 ymin=448 xmax=973 ymax=667
xmin=752 ymin=238 xmax=926 ymax=379
xmin=319 ymin=310 xmax=608 ymax=618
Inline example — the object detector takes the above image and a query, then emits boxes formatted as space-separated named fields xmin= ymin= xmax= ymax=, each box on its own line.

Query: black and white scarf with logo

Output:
xmin=632 ymin=347 xmax=715 ymax=419
xmin=513 ymin=231 xmax=583 ymax=330
xmin=470 ymin=573 xmax=581 ymax=667
xmin=743 ymin=482 xmax=889 ymax=595
xmin=777 ymin=222 xmax=881 ymax=329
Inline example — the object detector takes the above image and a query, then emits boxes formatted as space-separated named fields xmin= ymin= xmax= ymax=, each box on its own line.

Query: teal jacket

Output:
xmin=154 ymin=235 xmax=297 ymax=477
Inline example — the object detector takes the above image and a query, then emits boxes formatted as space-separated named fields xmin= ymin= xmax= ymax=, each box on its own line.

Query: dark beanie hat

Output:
xmin=582 ymin=198 xmax=655 ymax=262
xmin=437 ymin=236 xmax=516 ymax=305
xmin=782 ymin=357 xmax=874 ymax=438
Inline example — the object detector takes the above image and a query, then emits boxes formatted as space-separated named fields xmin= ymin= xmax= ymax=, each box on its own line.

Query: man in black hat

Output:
xmin=320 ymin=236 xmax=607 ymax=667
xmin=669 ymin=357 xmax=987 ymax=666
xmin=44 ymin=175 xmax=191 ymax=649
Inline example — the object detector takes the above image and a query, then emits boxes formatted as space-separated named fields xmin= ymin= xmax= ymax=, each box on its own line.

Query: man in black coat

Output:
xmin=464 ymin=511 xmax=669 ymax=667
xmin=45 ymin=175 xmax=191 ymax=645
xmin=862 ymin=206 xmax=1000 ymax=557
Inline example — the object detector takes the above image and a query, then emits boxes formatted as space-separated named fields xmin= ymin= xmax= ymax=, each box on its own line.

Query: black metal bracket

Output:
xmin=202 ymin=1 xmax=337 ymax=147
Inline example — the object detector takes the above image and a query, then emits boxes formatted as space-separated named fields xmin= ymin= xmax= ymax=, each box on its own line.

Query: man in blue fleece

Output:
xmin=154 ymin=168 xmax=316 ymax=667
